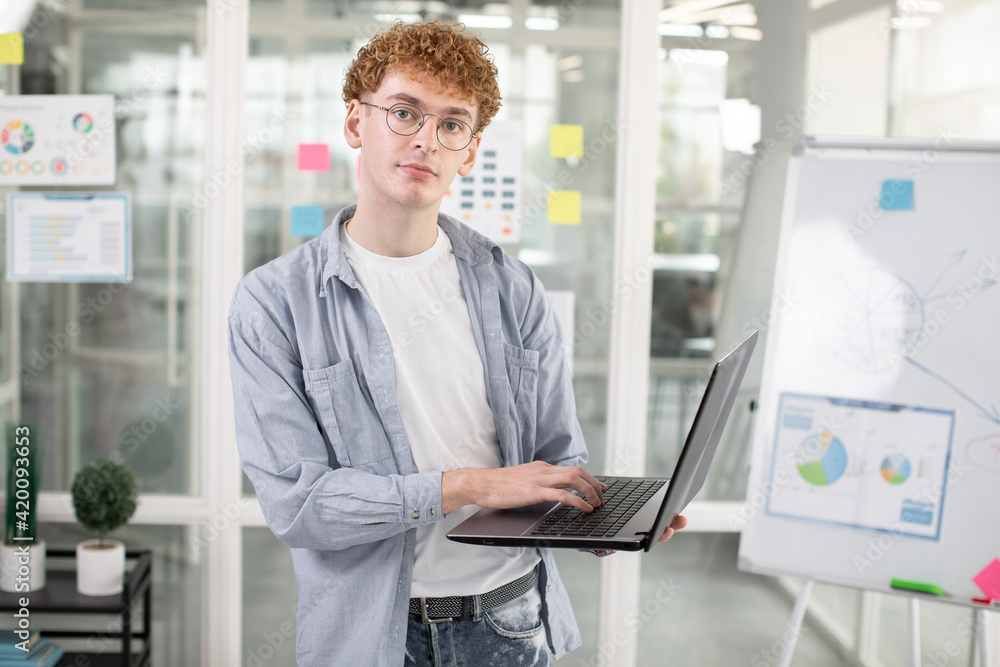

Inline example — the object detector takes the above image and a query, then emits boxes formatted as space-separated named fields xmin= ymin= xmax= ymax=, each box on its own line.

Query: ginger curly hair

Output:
xmin=343 ymin=21 xmax=501 ymax=133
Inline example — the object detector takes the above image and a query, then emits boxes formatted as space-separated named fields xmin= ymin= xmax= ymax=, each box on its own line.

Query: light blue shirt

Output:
xmin=229 ymin=205 xmax=586 ymax=666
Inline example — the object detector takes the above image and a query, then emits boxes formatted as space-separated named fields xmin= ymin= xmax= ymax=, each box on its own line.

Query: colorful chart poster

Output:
xmin=0 ymin=95 xmax=115 ymax=185
xmin=765 ymin=393 xmax=954 ymax=540
xmin=440 ymin=120 xmax=522 ymax=244
xmin=7 ymin=192 xmax=132 ymax=282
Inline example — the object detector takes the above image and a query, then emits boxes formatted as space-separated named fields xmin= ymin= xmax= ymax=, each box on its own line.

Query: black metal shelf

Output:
xmin=0 ymin=548 xmax=152 ymax=667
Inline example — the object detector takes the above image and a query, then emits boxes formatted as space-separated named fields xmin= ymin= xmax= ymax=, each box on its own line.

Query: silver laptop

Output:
xmin=447 ymin=330 xmax=757 ymax=553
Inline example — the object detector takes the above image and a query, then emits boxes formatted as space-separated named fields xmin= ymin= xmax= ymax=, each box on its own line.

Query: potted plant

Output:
xmin=70 ymin=459 xmax=138 ymax=596
xmin=0 ymin=424 xmax=45 ymax=592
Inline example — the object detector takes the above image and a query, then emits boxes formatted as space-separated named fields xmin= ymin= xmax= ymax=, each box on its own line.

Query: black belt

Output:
xmin=408 ymin=567 xmax=538 ymax=624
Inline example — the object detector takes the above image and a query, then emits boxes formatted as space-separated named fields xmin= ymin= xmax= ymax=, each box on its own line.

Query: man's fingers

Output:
xmin=656 ymin=514 xmax=689 ymax=544
xmin=556 ymin=467 xmax=604 ymax=507
xmin=553 ymin=488 xmax=594 ymax=513
xmin=657 ymin=528 xmax=674 ymax=544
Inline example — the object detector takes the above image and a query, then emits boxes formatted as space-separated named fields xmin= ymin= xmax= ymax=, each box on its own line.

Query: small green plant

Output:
xmin=71 ymin=460 xmax=138 ymax=546
xmin=5 ymin=424 xmax=39 ymax=545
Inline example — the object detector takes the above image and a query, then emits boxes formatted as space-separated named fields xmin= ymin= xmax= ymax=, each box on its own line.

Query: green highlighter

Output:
xmin=891 ymin=578 xmax=947 ymax=596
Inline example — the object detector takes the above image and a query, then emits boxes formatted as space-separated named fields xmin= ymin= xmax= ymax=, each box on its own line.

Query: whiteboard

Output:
xmin=738 ymin=137 xmax=1000 ymax=609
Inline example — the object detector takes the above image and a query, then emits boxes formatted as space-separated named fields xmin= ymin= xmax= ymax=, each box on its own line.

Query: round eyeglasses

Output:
xmin=359 ymin=101 xmax=478 ymax=151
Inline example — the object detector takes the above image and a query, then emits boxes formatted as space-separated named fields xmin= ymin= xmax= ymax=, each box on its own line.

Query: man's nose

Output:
xmin=411 ymin=117 xmax=440 ymax=150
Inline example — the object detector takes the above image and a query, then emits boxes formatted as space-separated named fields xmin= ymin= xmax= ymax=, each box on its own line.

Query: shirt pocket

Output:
xmin=503 ymin=343 xmax=540 ymax=434
xmin=302 ymin=359 xmax=392 ymax=469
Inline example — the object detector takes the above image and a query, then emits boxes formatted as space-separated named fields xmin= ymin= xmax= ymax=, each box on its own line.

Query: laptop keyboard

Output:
xmin=530 ymin=477 xmax=666 ymax=538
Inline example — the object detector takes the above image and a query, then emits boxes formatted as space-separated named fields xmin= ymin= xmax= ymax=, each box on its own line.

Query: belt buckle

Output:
xmin=418 ymin=597 xmax=454 ymax=625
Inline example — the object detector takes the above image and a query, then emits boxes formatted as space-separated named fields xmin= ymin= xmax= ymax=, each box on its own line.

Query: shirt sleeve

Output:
xmin=519 ymin=269 xmax=589 ymax=468
xmin=228 ymin=284 xmax=444 ymax=552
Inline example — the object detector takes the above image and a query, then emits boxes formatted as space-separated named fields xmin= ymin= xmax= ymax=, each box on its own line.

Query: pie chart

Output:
xmin=880 ymin=453 xmax=911 ymax=484
xmin=797 ymin=432 xmax=848 ymax=486
xmin=1 ymin=120 xmax=35 ymax=155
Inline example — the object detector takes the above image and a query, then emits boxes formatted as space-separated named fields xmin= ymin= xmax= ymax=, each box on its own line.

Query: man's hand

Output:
xmin=656 ymin=514 xmax=688 ymax=544
xmin=442 ymin=462 xmax=608 ymax=515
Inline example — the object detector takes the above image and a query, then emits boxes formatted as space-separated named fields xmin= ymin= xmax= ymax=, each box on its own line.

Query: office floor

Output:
xmin=553 ymin=533 xmax=848 ymax=667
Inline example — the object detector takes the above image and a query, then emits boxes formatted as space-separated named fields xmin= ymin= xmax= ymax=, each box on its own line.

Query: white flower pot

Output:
xmin=76 ymin=539 xmax=125 ymax=596
xmin=0 ymin=540 xmax=46 ymax=592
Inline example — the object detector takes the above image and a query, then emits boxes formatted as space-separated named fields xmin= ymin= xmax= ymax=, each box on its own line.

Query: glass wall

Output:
xmin=6 ymin=8 xmax=203 ymax=495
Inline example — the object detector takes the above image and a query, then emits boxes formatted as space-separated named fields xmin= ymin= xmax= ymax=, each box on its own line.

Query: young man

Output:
xmin=229 ymin=21 xmax=685 ymax=666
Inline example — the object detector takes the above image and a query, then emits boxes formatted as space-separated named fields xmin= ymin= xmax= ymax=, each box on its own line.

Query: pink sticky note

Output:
xmin=297 ymin=143 xmax=330 ymax=172
xmin=973 ymin=558 xmax=1000 ymax=599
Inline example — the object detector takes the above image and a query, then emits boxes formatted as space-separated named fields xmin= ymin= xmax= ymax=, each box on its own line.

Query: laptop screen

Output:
xmin=645 ymin=330 xmax=757 ymax=551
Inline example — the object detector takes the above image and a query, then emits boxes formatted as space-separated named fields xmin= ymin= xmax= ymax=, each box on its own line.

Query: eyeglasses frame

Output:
xmin=357 ymin=100 xmax=479 ymax=151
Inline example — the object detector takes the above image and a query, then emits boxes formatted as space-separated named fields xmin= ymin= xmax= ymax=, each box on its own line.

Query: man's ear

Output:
xmin=457 ymin=134 xmax=481 ymax=177
xmin=344 ymin=99 xmax=363 ymax=149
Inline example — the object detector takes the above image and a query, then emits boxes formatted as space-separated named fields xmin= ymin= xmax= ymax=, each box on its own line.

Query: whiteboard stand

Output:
xmin=976 ymin=609 xmax=993 ymax=667
xmin=776 ymin=579 xmax=813 ymax=667
xmin=856 ymin=590 xmax=882 ymax=663
xmin=908 ymin=597 xmax=921 ymax=667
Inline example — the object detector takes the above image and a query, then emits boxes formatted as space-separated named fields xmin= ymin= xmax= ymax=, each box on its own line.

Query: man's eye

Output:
xmin=443 ymin=121 xmax=463 ymax=133
xmin=394 ymin=109 xmax=415 ymax=121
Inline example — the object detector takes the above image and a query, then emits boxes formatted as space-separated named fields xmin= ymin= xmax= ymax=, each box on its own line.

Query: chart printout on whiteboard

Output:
xmin=765 ymin=393 xmax=955 ymax=541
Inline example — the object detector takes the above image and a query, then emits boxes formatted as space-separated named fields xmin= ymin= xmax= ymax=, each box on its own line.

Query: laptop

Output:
xmin=447 ymin=330 xmax=757 ymax=553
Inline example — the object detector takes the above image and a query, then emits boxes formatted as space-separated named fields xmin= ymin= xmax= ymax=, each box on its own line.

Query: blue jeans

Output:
xmin=404 ymin=584 xmax=555 ymax=666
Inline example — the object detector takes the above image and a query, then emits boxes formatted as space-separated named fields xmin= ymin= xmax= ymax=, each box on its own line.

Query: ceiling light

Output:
xmin=729 ymin=26 xmax=763 ymax=41
xmin=526 ymin=17 xmax=559 ymax=30
xmin=558 ymin=55 xmax=583 ymax=71
xmin=457 ymin=14 xmax=512 ymax=30
xmin=660 ymin=0 xmax=739 ymax=23
xmin=659 ymin=24 xmax=704 ymax=37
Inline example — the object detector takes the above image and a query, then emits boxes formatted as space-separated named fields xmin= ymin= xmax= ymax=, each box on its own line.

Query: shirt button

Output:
xmin=411 ymin=510 xmax=420 ymax=519
xmin=547 ymin=585 xmax=553 ymax=592
xmin=430 ymin=507 xmax=437 ymax=516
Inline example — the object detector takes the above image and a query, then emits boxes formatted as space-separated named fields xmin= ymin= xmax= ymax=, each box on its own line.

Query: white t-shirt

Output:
xmin=340 ymin=223 xmax=539 ymax=597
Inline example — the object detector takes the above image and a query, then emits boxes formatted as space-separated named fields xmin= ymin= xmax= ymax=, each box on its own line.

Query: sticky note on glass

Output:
xmin=0 ymin=33 xmax=24 ymax=65
xmin=297 ymin=143 xmax=330 ymax=172
xmin=550 ymin=125 xmax=584 ymax=159
xmin=291 ymin=206 xmax=324 ymax=237
xmin=973 ymin=558 xmax=1000 ymax=599
xmin=548 ymin=191 xmax=581 ymax=225
xmin=880 ymin=179 xmax=913 ymax=210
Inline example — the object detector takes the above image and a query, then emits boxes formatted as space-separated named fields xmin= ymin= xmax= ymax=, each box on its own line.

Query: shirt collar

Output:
xmin=319 ymin=204 xmax=505 ymax=296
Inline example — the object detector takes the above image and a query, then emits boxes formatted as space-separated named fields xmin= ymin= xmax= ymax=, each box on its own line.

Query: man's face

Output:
xmin=345 ymin=68 xmax=480 ymax=215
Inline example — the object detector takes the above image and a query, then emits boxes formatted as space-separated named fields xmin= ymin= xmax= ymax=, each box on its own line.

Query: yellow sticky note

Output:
xmin=550 ymin=125 xmax=584 ymax=159
xmin=548 ymin=191 xmax=581 ymax=225
xmin=0 ymin=33 xmax=24 ymax=65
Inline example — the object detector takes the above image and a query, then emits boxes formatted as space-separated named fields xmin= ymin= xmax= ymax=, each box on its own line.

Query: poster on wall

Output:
xmin=440 ymin=119 xmax=522 ymax=244
xmin=0 ymin=94 xmax=116 ymax=185
xmin=7 ymin=192 xmax=132 ymax=282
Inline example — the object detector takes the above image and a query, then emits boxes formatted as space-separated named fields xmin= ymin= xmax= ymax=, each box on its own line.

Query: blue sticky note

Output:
xmin=291 ymin=206 xmax=324 ymax=237
xmin=880 ymin=180 xmax=914 ymax=210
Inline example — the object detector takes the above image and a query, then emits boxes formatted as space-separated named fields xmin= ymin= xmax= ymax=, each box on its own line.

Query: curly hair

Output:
xmin=343 ymin=21 xmax=501 ymax=133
